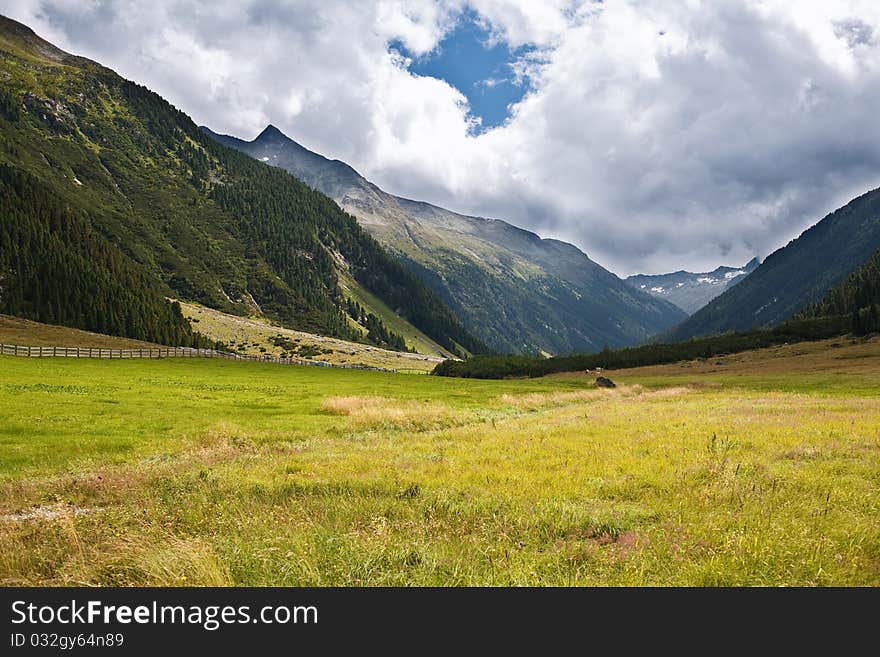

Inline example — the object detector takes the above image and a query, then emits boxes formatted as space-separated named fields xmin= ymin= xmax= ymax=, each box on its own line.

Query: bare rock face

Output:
xmin=595 ymin=376 xmax=616 ymax=388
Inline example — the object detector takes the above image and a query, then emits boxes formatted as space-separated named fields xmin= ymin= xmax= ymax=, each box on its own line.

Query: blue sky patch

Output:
xmin=390 ymin=11 xmax=535 ymax=133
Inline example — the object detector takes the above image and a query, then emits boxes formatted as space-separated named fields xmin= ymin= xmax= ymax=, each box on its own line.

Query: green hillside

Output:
xmin=666 ymin=186 xmax=880 ymax=341
xmin=0 ymin=15 xmax=482 ymax=355
xmin=205 ymin=125 xmax=687 ymax=354
xmin=337 ymin=272 xmax=457 ymax=358
xmin=798 ymin=246 xmax=880 ymax=333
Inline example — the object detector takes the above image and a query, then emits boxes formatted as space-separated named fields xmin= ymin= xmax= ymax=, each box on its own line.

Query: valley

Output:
xmin=1 ymin=10 xmax=879 ymax=593
xmin=1 ymin=336 xmax=877 ymax=585
xmin=206 ymin=125 xmax=686 ymax=354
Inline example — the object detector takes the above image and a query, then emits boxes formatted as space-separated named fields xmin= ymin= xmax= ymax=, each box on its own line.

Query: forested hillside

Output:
xmin=436 ymin=244 xmax=880 ymax=379
xmin=665 ymin=186 xmax=880 ymax=341
xmin=0 ymin=16 xmax=482 ymax=355
xmin=0 ymin=165 xmax=206 ymax=346
xmin=798 ymin=247 xmax=880 ymax=333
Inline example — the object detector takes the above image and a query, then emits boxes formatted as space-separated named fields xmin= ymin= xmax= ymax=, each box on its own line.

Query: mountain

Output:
xmin=665 ymin=187 xmax=880 ymax=341
xmin=797 ymin=245 xmax=880 ymax=333
xmin=0 ymin=15 xmax=482 ymax=356
xmin=626 ymin=258 xmax=760 ymax=315
xmin=203 ymin=125 xmax=687 ymax=354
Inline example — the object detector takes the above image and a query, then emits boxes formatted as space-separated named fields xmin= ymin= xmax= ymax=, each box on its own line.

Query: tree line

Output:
xmin=432 ymin=316 xmax=852 ymax=379
xmin=796 ymin=246 xmax=880 ymax=335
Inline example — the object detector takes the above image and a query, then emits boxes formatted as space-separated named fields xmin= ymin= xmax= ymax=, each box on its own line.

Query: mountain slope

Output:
xmin=665 ymin=187 xmax=880 ymax=341
xmin=626 ymin=258 xmax=759 ymax=315
xmin=0 ymin=15 xmax=481 ymax=356
xmin=204 ymin=125 xmax=687 ymax=354
xmin=797 ymin=246 xmax=880 ymax=333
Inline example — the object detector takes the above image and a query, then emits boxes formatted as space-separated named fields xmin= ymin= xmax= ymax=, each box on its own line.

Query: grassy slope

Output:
xmin=605 ymin=335 xmax=880 ymax=387
xmin=1 ymin=338 xmax=878 ymax=586
xmin=0 ymin=314 xmax=159 ymax=349
xmin=178 ymin=301 xmax=444 ymax=373
xmin=0 ymin=310 xmax=442 ymax=372
xmin=337 ymin=272 xmax=457 ymax=359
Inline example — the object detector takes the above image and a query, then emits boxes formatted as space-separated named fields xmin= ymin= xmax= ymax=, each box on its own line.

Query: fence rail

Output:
xmin=0 ymin=343 xmax=396 ymax=372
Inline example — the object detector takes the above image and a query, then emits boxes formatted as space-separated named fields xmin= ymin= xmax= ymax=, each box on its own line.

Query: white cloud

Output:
xmin=6 ymin=0 xmax=880 ymax=275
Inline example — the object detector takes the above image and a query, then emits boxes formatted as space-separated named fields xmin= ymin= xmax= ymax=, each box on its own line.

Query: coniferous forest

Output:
xmin=0 ymin=165 xmax=209 ymax=346
xmin=797 ymin=246 xmax=880 ymax=335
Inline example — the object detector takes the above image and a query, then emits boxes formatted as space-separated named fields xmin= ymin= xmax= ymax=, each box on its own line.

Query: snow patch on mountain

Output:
xmin=625 ymin=258 xmax=760 ymax=315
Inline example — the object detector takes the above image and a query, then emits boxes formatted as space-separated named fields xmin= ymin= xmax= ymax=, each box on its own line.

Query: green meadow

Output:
xmin=1 ymin=341 xmax=878 ymax=586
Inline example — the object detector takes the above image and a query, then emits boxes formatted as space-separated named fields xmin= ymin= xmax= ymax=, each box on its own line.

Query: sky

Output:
xmin=6 ymin=0 xmax=880 ymax=276
xmin=389 ymin=9 xmax=537 ymax=132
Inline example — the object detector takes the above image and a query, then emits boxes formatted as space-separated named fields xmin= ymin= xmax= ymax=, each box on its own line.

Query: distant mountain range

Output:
xmin=626 ymin=258 xmax=760 ymax=315
xmin=203 ymin=125 xmax=686 ymax=354
xmin=666 ymin=187 xmax=880 ymax=341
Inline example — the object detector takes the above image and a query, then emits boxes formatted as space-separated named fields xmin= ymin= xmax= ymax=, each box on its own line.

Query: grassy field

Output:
xmin=178 ymin=301 xmax=446 ymax=373
xmin=0 ymin=314 xmax=160 ymax=349
xmin=1 ymin=336 xmax=878 ymax=586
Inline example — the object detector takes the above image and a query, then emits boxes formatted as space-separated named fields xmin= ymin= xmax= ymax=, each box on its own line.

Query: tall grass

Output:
xmin=0 ymin=344 xmax=878 ymax=586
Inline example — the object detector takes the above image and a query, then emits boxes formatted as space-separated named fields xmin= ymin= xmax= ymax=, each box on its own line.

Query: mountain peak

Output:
xmin=256 ymin=124 xmax=286 ymax=142
xmin=0 ymin=15 xmax=36 ymax=38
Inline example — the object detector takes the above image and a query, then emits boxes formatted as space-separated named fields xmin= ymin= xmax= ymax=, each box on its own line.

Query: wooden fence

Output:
xmin=0 ymin=343 xmax=396 ymax=372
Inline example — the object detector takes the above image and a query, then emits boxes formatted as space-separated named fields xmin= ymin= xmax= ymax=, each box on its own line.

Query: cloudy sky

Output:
xmin=7 ymin=1 xmax=880 ymax=275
